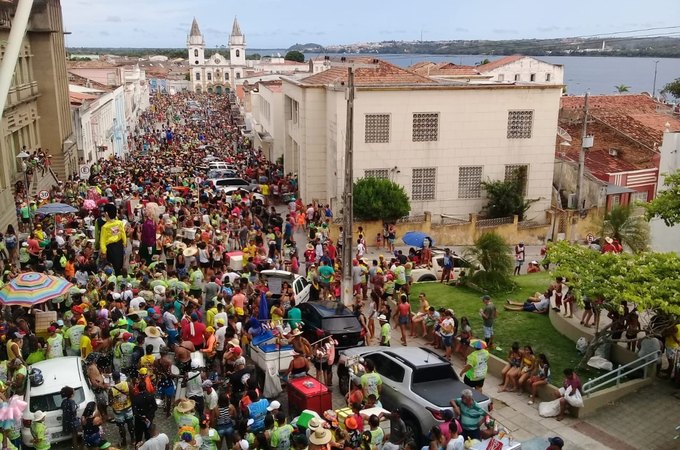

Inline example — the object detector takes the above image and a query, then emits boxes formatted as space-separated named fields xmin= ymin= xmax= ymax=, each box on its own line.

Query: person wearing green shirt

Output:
xmin=269 ymin=412 xmax=294 ymax=450
xmin=360 ymin=359 xmax=383 ymax=401
xmin=189 ymin=267 xmax=204 ymax=298
xmin=173 ymin=399 xmax=200 ymax=442
xmin=287 ymin=300 xmax=302 ymax=330
xmin=30 ymin=410 xmax=49 ymax=450
xmin=199 ymin=420 xmax=220 ymax=450
xmin=450 ymin=390 xmax=491 ymax=441
xmin=459 ymin=344 xmax=490 ymax=394
xmin=64 ymin=323 xmax=86 ymax=356
xmin=379 ymin=314 xmax=391 ymax=347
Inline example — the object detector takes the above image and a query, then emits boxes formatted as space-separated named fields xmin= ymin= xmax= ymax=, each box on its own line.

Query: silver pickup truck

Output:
xmin=337 ymin=346 xmax=492 ymax=444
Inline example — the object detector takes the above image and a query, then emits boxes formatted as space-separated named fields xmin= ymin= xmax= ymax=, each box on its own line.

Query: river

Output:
xmin=253 ymin=50 xmax=680 ymax=96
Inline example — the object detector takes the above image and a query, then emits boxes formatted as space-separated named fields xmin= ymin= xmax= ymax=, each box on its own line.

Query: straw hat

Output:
xmin=175 ymin=398 xmax=196 ymax=413
xmin=173 ymin=241 xmax=188 ymax=251
xmin=144 ymin=326 xmax=161 ymax=338
xmin=183 ymin=246 xmax=198 ymax=257
xmin=309 ymin=428 xmax=331 ymax=446
xmin=33 ymin=410 xmax=46 ymax=421
xmin=290 ymin=328 xmax=303 ymax=337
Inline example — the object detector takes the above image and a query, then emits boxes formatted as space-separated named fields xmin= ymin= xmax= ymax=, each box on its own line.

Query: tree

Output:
xmin=644 ymin=169 xmax=680 ymax=226
xmin=284 ymin=50 xmax=305 ymax=63
xmin=476 ymin=58 xmax=491 ymax=65
xmin=353 ymin=177 xmax=410 ymax=221
xmin=614 ymin=84 xmax=630 ymax=93
xmin=464 ymin=232 xmax=516 ymax=293
xmin=481 ymin=167 xmax=537 ymax=220
xmin=602 ymin=205 xmax=650 ymax=253
xmin=661 ymin=77 xmax=680 ymax=99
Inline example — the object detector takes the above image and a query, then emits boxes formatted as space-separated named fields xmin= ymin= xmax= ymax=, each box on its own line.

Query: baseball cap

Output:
xmin=548 ymin=437 xmax=564 ymax=448
xmin=267 ymin=400 xmax=281 ymax=411
xmin=216 ymin=318 xmax=225 ymax=325
xmin=202 ymin=380 xmax=213 ymax=389
xmin=378 ymin=314 xmax=387 ymax=321
xmin=229 ymin=346 xmax=242 ymax=355
xmin=47 ymin=326 xmax=57 ymax=333
xmin=481 ymin=295 xmax=491 ymax=301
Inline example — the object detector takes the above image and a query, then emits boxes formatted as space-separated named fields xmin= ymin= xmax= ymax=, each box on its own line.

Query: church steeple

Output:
xmin=188 ymin=18 xmax=204 ymax=45
xmin=231 ymin=17 xmax=242 ymax=37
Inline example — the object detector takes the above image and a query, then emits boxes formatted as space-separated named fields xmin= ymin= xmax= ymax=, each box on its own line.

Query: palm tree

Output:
xmin=465 ymin=232 xmax=513 ymax=274
xmin=615 ymin=84 xmax=630 ymax=93
xmin=602 ymin=205 xmax=650 ymax=253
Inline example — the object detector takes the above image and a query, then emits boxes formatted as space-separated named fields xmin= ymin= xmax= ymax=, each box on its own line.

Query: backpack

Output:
xmin=5 ymin=235 xmax=16 ymax=250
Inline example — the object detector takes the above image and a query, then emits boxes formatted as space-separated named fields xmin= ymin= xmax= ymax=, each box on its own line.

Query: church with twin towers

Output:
xmin=187 ymin=17 xmax=247 ymax=94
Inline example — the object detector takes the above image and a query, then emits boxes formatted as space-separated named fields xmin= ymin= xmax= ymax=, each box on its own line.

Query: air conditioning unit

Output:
xmin=608 ymin=148 xmax=618 ymax=157
xmin=567 ymin=193 xmax=577 ymax=209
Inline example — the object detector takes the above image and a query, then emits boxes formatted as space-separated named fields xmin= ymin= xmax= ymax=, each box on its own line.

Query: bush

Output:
xmin=464 ymin=232 xmax=516 ymax=294
xmin=468 ymin=270 xmax=517 ymax=294
xmin=353 ymin=177 xmax=410 ymax=221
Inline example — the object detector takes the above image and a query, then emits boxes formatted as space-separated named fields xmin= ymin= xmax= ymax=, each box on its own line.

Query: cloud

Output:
xmin=492 ymin=28 xmax=518 ymax=35
xmin=105 ymin=15 xmax=121 ymax=23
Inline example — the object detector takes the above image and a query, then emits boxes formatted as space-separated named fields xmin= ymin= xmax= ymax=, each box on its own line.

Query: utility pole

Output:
xmin=325 ymin=57 xmax=378 ymax=306
xmin=576 ymin=92 xmax=593 ymax=211
xmin=652 ymin=60 xmax=660 ymax=99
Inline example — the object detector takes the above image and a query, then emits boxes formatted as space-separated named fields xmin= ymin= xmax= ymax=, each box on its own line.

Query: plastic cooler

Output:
xmin=249 ymin=341 xmax=294 ymax=373
xmin=287 ymin=376 xmax=332 ymax=417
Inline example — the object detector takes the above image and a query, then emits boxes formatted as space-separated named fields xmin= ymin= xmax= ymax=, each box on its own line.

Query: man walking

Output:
xmin=480 ymin=295 xmax=497 ymax=348
xmin=132 ymin=381 xmax=157 ymax=446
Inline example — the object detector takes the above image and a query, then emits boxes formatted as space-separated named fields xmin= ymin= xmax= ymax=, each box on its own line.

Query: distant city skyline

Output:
xmin=62 ymin=0 xmax=680 ymax=48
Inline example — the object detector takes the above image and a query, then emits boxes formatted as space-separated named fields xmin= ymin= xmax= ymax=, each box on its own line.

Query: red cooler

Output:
xmin=287 ymin=376 xmax=332 ymax=417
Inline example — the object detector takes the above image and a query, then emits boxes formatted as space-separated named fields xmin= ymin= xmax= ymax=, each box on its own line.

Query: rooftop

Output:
xmin=409 ymin=61 xmax=481 ymax=77
xmin=476 ymin=55 xmax=525 ymax=72
xmin=258 ymin=80 xmax=283 ymax=93
xmin=66 ymin=60 xmax=117 ymax=69
xmin=298 ymin=57 xmax=436 ymax=86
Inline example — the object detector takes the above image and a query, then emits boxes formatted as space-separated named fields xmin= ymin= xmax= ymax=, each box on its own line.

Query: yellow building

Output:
xmin=0 ymin=0 xmax=76 ymax=232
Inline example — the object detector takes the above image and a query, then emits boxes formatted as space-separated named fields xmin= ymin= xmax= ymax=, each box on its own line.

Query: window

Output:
xmin=366 ymin=354 xmax=405 ymax=383
xmin=365 ymin=114 xmax=390 ymax=143
xmin=507 ymin=110 xmax=533 ymax=139
xmin=412 ymin=113 xmax=439 ymax=142
xmin=611 ymin=195 xmax=620 ymax=207
xmin=458 ymin=166 xmax=483 ymax=199
xmin=194 ymin=49 xmax=198 ymax=57
xmin=498 ymin=74 xmax=504 ymax=82
xmin=412 ymin=167 xmax=436 ymax=201
xmin=546 ymin=73 xmax=551 ymax=82
xmin=195 ymin=72 xmax=201 ymax=81
xmin=530 ymin=73 xmax=536 ymax=82
xmin=504 ymin=164 xmax=529 ymax=194
xmin=235 ymin=49 xmax=240 ymax=57
xmin=364 ymin=169 xmax=389 ymax=179
xmin=631 ymin=191 xmax=648 ymax=203
xmin=194 ymin=60 xmax=199 ymax=65
xmin=514 ymin=74 xmax=520 ymax=81
xmin=207 ymin=72 xmax=212 ymax=81
xmin=225 ymin=72 xmax=229 ymax=80
xmin=236 ymin=72 xmax=241 ymax=79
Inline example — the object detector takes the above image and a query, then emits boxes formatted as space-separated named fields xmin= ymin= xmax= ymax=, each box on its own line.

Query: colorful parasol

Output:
xmin=470 ymin=339 xmax=488 ymax=350
xmin=0 ymin=272 xmax=74 ymax=307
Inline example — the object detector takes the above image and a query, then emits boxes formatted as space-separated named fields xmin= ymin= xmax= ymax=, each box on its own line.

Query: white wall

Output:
xmin=486 ymin=57 xmax=564 ymax=85
xmin=252 ymin=85 xmax=284 ymax=161
xmin=650 ymin=131 xmax=680 ymax=253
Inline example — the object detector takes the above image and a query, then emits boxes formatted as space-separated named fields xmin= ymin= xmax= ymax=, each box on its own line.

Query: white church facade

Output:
xmin=187 ymin=17 xmax=247 ymax=94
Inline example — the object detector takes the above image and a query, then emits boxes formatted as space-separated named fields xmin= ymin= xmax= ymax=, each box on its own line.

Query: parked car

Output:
xmin=410 ymin=250 xmax=477 ymax=282
xmin=337 ymin=346 xmax=491 ymax=443
xmin=260 ymin=269 xmax=311 ymax=305
xmin=21 ymin=356 xmax=95 ymax=447
xmin=208 ymin=161 xmax=238 ymax=172
xmin=206 ymin=169 xmax=238 ymax=180
xmin=298 ymin=300 xmax=365 ymax=350
xmin=209 ymin=177 xmax=258 ymax=192
xmin=220 ymin=187 xmax=265 ymax=205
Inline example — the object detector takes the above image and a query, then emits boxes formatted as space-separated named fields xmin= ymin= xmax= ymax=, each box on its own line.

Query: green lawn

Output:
xmin=413 ymin=273 xmax=602 ymax=385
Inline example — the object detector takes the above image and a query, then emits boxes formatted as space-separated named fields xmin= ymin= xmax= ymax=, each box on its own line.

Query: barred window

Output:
xmin=364 ymin=169 xmax=389 ymax=179
xmin=504 ymin=164 xmax=529 ymax=194
xmin=458 ymin=166 xmax=483 ymax=199
xmin=365 ymin=114 xmax=390 ymax=143
xmin=412 ymin=168 xmax=436 ymax=201
xmin=507 ymin=110 xmax=533 ymax=139
xmin=412 ymin=113 xmax=439 ymax=142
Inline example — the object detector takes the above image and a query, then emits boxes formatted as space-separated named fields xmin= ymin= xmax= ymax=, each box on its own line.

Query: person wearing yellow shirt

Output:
xmin=99 ymin=203 xmax=127 ymax=275
xmin=80 ymin=327 xmax=94 ymax=359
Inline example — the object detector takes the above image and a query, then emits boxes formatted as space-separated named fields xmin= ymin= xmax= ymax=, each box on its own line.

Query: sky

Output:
xmin=61 ymin=0 xmax=680 ymax=49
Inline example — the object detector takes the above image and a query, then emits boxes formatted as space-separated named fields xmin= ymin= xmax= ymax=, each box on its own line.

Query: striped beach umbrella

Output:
xmin=0 ymin=272 xmax=74 ymax=307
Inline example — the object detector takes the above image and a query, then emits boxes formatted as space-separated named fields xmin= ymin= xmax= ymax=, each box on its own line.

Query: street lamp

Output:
xmin=652 ymin=60 xmax=660 ymax=99
xmin=16 ymin=150 xmax=32 ymax=234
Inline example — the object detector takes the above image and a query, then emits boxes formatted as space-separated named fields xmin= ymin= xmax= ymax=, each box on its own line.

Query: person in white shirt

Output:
xmin=138 ymin=424 xmax=169 ymax=450
xmin=445 ymin=421 xmax=464 ymax=450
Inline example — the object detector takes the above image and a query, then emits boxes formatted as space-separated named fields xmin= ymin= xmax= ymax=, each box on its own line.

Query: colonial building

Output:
xmin=187 ymin=17 xmax=247 ymax=94
xmin=476 ymin=55 xmax=564 ymax=85
xmin=280 ymin=58 xmax=563 ymax=221
xmin=0 ymin=0 xmax=76 ymax=232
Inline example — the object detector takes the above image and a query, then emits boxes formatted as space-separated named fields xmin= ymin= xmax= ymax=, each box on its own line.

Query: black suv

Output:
xmin=298 ymin=301 xmax=364 ymax=350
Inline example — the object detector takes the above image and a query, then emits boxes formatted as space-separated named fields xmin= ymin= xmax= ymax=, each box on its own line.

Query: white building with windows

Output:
xmin=477 ymin=55 xmax=564 ymax=85
xmin=187 ymin=17 xmax=247 ymax=94
xmin=280 ymin=58 xmax=562 ymax=220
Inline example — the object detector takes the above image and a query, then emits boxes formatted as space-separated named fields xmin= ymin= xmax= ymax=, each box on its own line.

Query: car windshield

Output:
xmin=322 ymin=317 xmax=359 ymax=333
xmin=30 ymin=387 xmax=85 ymax=412
xmin=411 ymin=364 xmax=457 ymax=383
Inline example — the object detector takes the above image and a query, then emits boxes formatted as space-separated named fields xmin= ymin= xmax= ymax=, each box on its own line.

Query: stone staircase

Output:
xmin=28 ymin=166 xmax=61 ymax=198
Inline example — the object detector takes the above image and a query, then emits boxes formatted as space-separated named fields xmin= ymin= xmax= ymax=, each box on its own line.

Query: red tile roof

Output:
xmin=560 ymin=94 xmax=680 ymax=149
xmin=408 ymin=61 xmax=480 ymax=77
xmin=258 ymin=80 xmax=283 ymax=93
xmin=299 ymin=57 xmax=435 ymax=86
xmin=557 ymin=120 xmax=657 ymax=181
xmin=476 ymin=55 xmax=525 ymax=73
xmin=69 ymin=92 xmax=99 ymax=106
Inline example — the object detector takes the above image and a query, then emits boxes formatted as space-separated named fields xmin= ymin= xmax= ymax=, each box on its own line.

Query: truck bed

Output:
xmin=411 ymin=379 xmax=489 ymax=407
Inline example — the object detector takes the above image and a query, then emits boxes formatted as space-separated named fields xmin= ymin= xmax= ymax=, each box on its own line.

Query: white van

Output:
xmin=21 ymin=357 xmax=95 ymax=446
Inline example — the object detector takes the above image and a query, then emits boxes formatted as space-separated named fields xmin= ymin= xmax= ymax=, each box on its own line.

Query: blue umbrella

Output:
xmin=402 ymin=231 xmax=435 ymax=248
xmin=258 ymin=291 xmax=270 ymax=321
xmin=34 ymin=203 xmax=78 ymax=215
